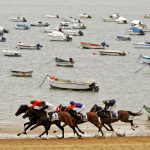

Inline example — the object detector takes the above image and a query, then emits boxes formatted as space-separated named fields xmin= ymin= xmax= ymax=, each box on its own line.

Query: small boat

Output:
xmin=70 ymin=22 xmax=86 ymax=29
xmin=10 ymin=70 xmax=33 ymax=77
xmin=0 ymin=35 xmax=6 ymax=42
xmin=48 ymin=76 xmax=99 ymax=92
xmin=133 ymin=42 xmax=150 ymax=49
xmin=10 ymin=17 xmax=27 ymax=22
xmin=116 ymin=17 xmax=128 ymax=24
xmin=103 ymin=13 xmax=119 ymax=22
xmin=138 ymin=54 xmax=150 ymax=65
xmin=80 ymin=42 xmax=109 ymax=49
xmin=116 ymin=35 xmax=131 ymax=41
xmin=46 ymin=14 xmax=60 ymax=18
xmin=48 ymin=31 xmax=72 ymax=41
xmin=127 ymin=27 xmax=145 ymax=35
xmin=55 ymin=57 xmax=74 ymax=67
xmin=0 ymin=26 xmax=9 ymax=34
xmin=15 ymin=23 xmax=30 ymax=30
xmin=144 ymin=14 xmax=150 ymax=19
xmin=31 ymin=21 xmax=50 ymax=27
xmin=79 ymin=13 xmax=92 ymax=19
xmin=16 ymin=42 xmax=43 ymax=50
xmin=2 ymin=49 xmax=22 ymax=57
xmin=99 ymin=50 xmax=127 ymax=56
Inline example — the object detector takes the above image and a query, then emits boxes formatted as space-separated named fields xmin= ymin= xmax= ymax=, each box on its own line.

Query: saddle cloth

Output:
xmin=51 ymin=113 xmax=59 ymax=121
xmin=82 ymin=114 xmax=88 ymax=121
xmin=110 ymin=111 xmax=118 ymax=119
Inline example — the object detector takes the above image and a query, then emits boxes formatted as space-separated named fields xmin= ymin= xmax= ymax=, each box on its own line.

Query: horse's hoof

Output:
xmin=17 ymin=134 xmax=20 ymax=136
xmin=78 ymin=136 xmax=82 ymax=139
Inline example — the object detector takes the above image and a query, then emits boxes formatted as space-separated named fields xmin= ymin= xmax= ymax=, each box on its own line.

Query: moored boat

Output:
xmin=99 ymin=50 xmax=127 ymax=56
xmin=79 ymin=13 xmax=92 ymax=19
xmin=46 ymin=14 xmax=60 ymax=18
xmin=48 ymin=76 xmax=99 ymax=92
xmin=103 ymin=13 xmax=119 ymax=22
xmin=10 ymin=17 xmax=27 ymax=22
xmin=138 ymin=54 xmax=150 ymax=64
xmin=55 ymin=57 xmax=74 ymax=67
xmin=0 ymin=35 xmax=6 ymax=42
xmin=116 ymin=17 xmax=128 ymax=24
xmin=15 ymin=23 xmax=30 ymax=30
xmin=2 ymin=49 xmax=22 ymax=57
xmin=133 ymin=42 xmax=150 ymax=49
xmin=31 ymin=21 xmax=50 ymax=27
xmin=116 ymin=35 xmax=131 ymax=41
xmin=80 ymin=42 xmax=109 ymax=49
xmin=16 ymin=42 xmax=43 ymax=50
xmin=48 ymin=31 xmax=72 ymax=41
xmin=144 ymin=14 xmax=150 ymax=19
xmin=10 ymin=70 xmax=33 ymax=77
xmin=127 ymin=27 xmax=145 ymax=35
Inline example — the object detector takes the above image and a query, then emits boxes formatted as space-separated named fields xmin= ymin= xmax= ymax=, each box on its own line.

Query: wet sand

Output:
xmin=0 ymin=122 xmax=150 ymax=150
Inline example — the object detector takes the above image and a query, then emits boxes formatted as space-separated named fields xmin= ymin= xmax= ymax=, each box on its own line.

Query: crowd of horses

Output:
xmin=15 ymin=104 xmax=142 ymax=139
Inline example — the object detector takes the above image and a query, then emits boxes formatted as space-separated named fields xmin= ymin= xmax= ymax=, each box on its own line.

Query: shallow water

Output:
xmin=0 ymin=0 xmax=150 ymax=135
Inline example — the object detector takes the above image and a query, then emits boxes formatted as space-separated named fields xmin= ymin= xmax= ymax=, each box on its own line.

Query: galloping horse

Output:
xmin=23 ymin=107 xmax=82 ymax=138
xmin=15 ymin=104 xmax=64 ymax=138
xmin=90 ymin=104 xmax=142 ymax=131
xmin=57 ymin=105 xmax=104 ymax=138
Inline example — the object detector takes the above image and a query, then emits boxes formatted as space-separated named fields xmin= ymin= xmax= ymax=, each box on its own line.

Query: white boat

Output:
xmin=55 ymin=57 xmax=74 ymax=67
xmin=2 ymin=49 xmax=22 ymax=57
xmin=70 ymin=23 xmax=86 ymax=29
xmin=103 ymin=13 xmax=119 ymax=22
xmin=80 ymin=42 xmax=109 ymax=49
xmin=48 ymin=31 xmax=72 ymax=41
xmin=133 ymin=42 xmax=150 ymax=49
xmin=79 ymin=13 xmax=92 ymax=19
xmin=138 ymin=54 xmax=150 ymax=65
xmin=0 ymin=26 xmax=9 ymax=34
xmin=61 ymin=28 xmax=83 ymax=36
xmin=15 ymin=23 xmax=30 ymax=30
xmin=99 ymin=50 xmax=127 ymax=56
xmin=116 ymin=17 xmax=128 ymax=24
xmin=31 ymin=21 xmax=50 ymax=27
xmin=16 ymin=42 xmax=43 ymax=50
xmin=10 ymin=70 xmax=33 ymax=77
xmin=46 ymin=14 xmax=60 ymax=18
xmin=10 ymin=17 xmax=27 ymax=22
xmin=48 ymin=76 xmax=99 ymax=92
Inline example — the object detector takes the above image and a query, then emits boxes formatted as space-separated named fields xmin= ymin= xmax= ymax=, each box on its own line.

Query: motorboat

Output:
xmin=48 ymin=76 xmax=99 ymax=92
xmin=48 ymin=30 xmax=72 ymax=41
xmin=127 ymin=27 xmax=145 ymax=35
xmin=80 ymin=42 xmax=109 ymax=49
xmin=103 ymin=13 xmax=119 ymax=22
xmin=10 ymin=17 xmax=27 ymax=22
xmin=99 ymin=50 xmax=127 ymax=56
xmin=15 ymin=23 xmax=30 ymax=30
xmin=55 ymin=57 xmax=75 ymax=67
xmin=133 ymin=42 xmax=150 ymax=49
xmin=10 ymin=70 xmax=33 ymax=77
xmin=116 ymin=35 xmax=131 ymax=41
xmin=16 ymin=42 xmax=43 ymax=50
xmin=79 ymin=13 xmax=92 ymax=19
xmin=0 ymin=35 xmax=6 ymax=42
xmin=2 ymin=49 xmax=22 ymax=57
xmin=46 ymin=14 xmax=60 ymax=18
xmin=31 ymin=21 xmax=50 ymax=27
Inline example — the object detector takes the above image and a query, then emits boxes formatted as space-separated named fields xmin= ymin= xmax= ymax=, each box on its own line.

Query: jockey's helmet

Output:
xmin=30 ymin=100 xmax=35 ymax=104
xmin=70 ymin=101 xmax=74 ymax=105
xmin=41 ymin=101 xmax=46 ymax=106
xmin=103 ymin=100 xmax=107 ymax=104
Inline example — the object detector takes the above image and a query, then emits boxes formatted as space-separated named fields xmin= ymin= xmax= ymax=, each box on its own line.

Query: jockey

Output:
xmin=103 ymin=99 xmax=117 ymax=118
xmin=29 ymin=100 xmax=43 ymax=109
xmin=66 ymin=101 xmax=86 ymax=120
xmin=40 ymin=101 xmax=56 ymax=119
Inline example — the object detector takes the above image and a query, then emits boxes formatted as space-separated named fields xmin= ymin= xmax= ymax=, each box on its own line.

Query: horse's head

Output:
xmin=15 ymin=104 xmax=29 ymax=116
xmin=90 ymin=104 xmax=103 ymax=112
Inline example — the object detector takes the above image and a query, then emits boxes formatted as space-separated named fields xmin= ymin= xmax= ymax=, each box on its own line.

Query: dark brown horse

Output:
xmin=15 ymin=104 xmax=64 ymax=139
xmin=56 ymin=105 xmax=104 ymax=138
xmin=90 ymin=104 xmax=142 ymax=131
xmin=23 ymin=107 xmax=82 ymax=138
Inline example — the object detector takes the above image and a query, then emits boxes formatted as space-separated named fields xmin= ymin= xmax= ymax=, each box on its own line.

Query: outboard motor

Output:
xmin=36 ymin=43 xmax=42 ymax=49
xmin=78 ymin=30 xmax=83 ymax=36
xmin=140 ymin=30 xmax=145 ymax=35
xmin=101 ymin=42 xmax=109 ymax=47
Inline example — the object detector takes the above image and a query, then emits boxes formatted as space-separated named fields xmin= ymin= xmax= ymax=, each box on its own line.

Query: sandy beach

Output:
xmin=0 ymin=122 xmax=150 ymax=150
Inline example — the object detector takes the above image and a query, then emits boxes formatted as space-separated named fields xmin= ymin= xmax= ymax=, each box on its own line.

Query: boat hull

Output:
xmin=48 ymin=76 xmax=99 ymax=92
xmin=80 ymin=42 xmax=104 ymax=49
xmin=99 ymin=50 xmax=127 ymax=56
xmin=2 ymin=50 xmax=22 ymax=57
xmin=10 ymin=70 xmax=33 ymax=77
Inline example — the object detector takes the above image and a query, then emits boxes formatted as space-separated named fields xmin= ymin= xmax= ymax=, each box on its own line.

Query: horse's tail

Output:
xmin=128 ymin=111 xmax=142 ymax=116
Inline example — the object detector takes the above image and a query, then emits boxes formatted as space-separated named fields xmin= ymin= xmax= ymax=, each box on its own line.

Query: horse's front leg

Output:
xmin=130 ymin=120 xmax=138 ymax=130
